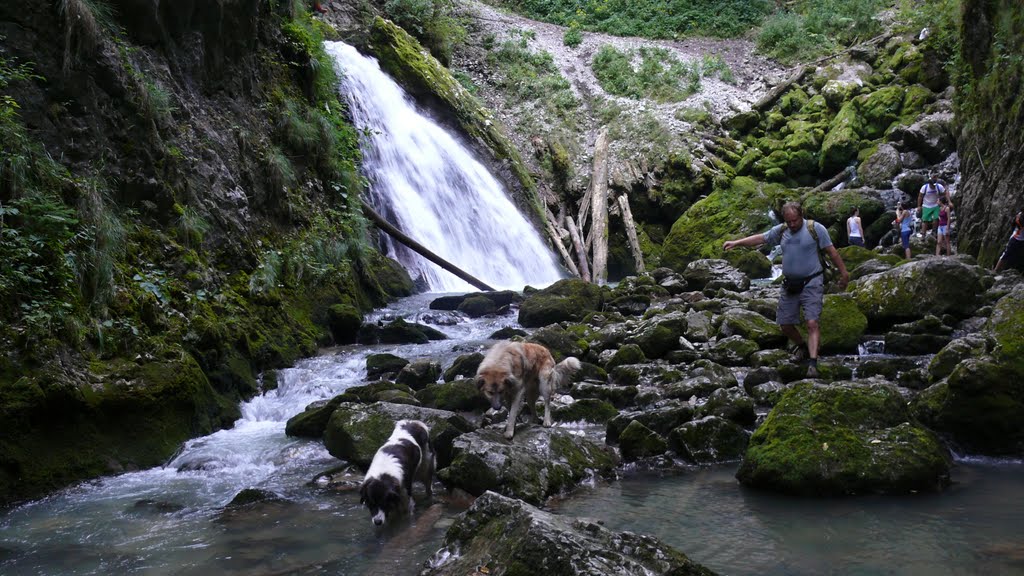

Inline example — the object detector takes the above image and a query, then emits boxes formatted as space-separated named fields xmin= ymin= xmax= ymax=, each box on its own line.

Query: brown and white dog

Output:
xmin=475 ymin=341 xmax=581 ymax=439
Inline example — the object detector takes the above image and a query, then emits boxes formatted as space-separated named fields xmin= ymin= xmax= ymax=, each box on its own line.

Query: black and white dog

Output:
xmin=359 ymin=419 xmax=435 ymax=526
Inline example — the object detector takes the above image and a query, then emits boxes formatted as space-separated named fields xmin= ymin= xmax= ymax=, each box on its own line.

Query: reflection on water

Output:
xmin=551 ymin=462 xmax=1024 ymax=576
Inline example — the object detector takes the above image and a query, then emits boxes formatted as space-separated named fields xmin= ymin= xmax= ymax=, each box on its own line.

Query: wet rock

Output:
xmin=742 ymin=367 xmax=780 ymax=393
xmin=819 ymin=294 xmax=869 ymax=354
xmin=365 ymin=353 xmax=408 ymax=380
xmin=748 ymin=381 xmax=791 ymax=405
xmin=927 ymin=335 xmax=990 ymax=382
xmin=708 ymin=335 xmax=759 ymax=366
xmin=327 ymin=303 xmax=362 ymax=344
xmin=696 ymin=387 xmax=756 ymax=426
xmin=570 ymin=382 xmax=639 ymax=408
xmin=858 ymin=143 xmax=902 ymax=188
xmin=379 ymin=318 xmax=448 ymax=344
xmin=739 ymin=380 xmax=952 ymax=495
xmin=884 ymin=332 xmax=952 ymax=355
xmin=552 ymin=398 xmax=618 ymax=423
xmin=323 ymin=402 xmax=475 ymax=469
xmin=227 ymin=488 xmax=287 ymax=507
xmin=606 ymin=294 xmax=652 ymax=316
xmin=395 ymin=359 xmax=442 ymax=390
xmin=683 ymin=310 xmax=714 ymax=342
xmin=437 ymin=427 xmax=615 ymax=505
xmin=855 ymin=357 xmax=922 ymax=380
xmin=683 ymin=259 xmax=750 ymax=294
xmin=651 ymin=266 xmax=689 ymax=294
xmin=606 ymin=403 xmax=695 ymax=444
xmin=850 ymin=258 xmax=989 ymax=323
xmin=286 ymin=396 xmax=346 ymax=438
xmin=716 ymin=308 xmax=785 ymax=348
xmin=604 ymin=344 xmax=647 ymax=371
xmin=889 ymin=112 xmax=955 ymax=163
xmin=457 ymin=295 xmax=498 ymax=317
xmin=618 ymin=420 xmax=668 ymax=461
xmin=443 ymin=352 xmax=484 ymax=382
xmin=518 ymin=278 xmax=605 ymax=327
xmin=623 ymin=311 xmax=690 ymax=359
xmin=422 ymin=491 xmax=717 ymax=576
xmin=415 ymin=379 xmax=490 ymax=412
xmin=529 ymin=324 xmax=588 ymax=360
xmin=668 ymin=416 xmax=750 ymax=464
xmin=489 ymin=326 xmax=527 ymax=339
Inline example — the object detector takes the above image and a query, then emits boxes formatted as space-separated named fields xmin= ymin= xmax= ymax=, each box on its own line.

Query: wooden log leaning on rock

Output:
xmin=590 ymin=127 xmax=610 ymax=285
xmin=359 ymin=199 xmax=496 ymax=292
xmin=544 ymin=207 xmax=581 ymax=278
xmin=565 ymin=215 xmax=591 ymax=282
xmin=812 ymin=166 xmax=855 ymax=192
xmin=753 ymin=66 xmax=813 ymax=112
xmin=616 ymin=193 xmax=645 ymax=274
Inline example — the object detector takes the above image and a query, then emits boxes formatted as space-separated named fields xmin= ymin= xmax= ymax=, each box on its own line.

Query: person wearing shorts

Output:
xmin=936 ymin=197 xmax=953 ymax=256
xmin=918 ymin=174 xmax=948 ymax=236
xmin=894 ymin=202 xmax=914 ymax=259
xmin=723 ymin=201 xmax=849 ymax=378
xmin=847 ymin=207 xmax=864 ymax=247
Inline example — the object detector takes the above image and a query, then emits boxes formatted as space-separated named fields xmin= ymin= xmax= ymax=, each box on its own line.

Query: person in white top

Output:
xmin=846 ymin=207 xmax=864 ymax=247
xmin=918 ymin=173 xmax=949 ymax=236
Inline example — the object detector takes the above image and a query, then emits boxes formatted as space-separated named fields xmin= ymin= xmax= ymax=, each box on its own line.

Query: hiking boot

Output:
xmin=806 ymin=364 xmax=819 ymax=378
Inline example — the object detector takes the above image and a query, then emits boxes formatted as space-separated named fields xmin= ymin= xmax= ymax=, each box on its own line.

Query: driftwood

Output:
xmin=590 ymin=127 xmax=610 ymax=285
xmin=544 ymin=207 xmax=581 ymax=278
xmin=753 ymin=66 xmax=813 ymax=112
xmin=616 ymin=193 xmax=645 ymax=274
xmin=812 ymin=166 xmax=855 ymax=192
xmin=565 ymin=215 xmax=591 ymax=282
xmin=360 ymin=199 xmax=495 ymax=292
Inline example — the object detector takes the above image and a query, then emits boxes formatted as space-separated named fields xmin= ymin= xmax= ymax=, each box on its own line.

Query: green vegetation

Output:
xmin=563 ymin=23 xmax=583 ymax=48
xmin=757 ymin=0 xmax=889 ymax=63
xmin=486 ymin=31 xmax=579 ymax=117
xmin=484 ymin=0 xmax=772 ymax=39
xmin=381 ymin=0 xmax=466 ymax=64
xmin=592 ymin=46 xmax=734 ymax=102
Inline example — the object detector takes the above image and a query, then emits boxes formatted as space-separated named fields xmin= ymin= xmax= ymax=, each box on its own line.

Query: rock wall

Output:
xmin=955 ymin=1 xmax=1024 ymax=265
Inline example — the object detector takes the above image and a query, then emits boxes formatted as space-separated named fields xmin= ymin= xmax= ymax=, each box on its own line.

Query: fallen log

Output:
xmin=360 ymin=199 xmax=495 ymax=292
xmin=616 ymin=193 xmax=645 ymax=274
xmin=812 ymin=166 xmax=855 ymax=192
xmin=590 ymin=127 xmax=610 ymax=285
xmin=545 ymin=207 xmax=581 ymax=278
xmin=565 ymin=215 xmax=591 ymax=282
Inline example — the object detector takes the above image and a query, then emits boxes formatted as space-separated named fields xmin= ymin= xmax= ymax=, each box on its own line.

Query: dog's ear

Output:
xmin=474 ymin=376 xmax=485 ymax=391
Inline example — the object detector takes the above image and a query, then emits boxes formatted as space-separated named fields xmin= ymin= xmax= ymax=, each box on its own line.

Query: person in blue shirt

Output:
xmin=724 ymin=201 xmax=849 ymax=378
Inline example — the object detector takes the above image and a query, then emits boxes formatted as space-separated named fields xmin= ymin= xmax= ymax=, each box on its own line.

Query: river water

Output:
xmin=2 ymin=294 xmax=1023 ymax=575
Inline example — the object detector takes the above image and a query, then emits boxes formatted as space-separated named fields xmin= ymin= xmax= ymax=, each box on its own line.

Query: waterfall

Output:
xmin=327 ymin=42 xmax=564 ymax=292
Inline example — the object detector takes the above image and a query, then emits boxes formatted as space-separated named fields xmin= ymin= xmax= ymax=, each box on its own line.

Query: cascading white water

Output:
xmin=327 ymin=41 xmax=563 ymax=292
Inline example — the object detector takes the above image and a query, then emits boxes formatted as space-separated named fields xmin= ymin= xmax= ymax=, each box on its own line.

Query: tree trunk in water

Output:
xmin=566 ymin=215 xmax=591 ymax=282
xmin=616 ymin=193 xmax=645 ymax=274
xmin=360 ymin=199 xmax=496 ymax=291
xmin=812 ymin=166 xmax=855 ymax=192
xmin=590 ymin=127 xmax=610 ymax=285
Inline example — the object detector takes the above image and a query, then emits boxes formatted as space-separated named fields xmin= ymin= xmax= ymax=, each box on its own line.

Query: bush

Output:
xmin=592 ymin=45 xmax=701 ymax=102
xmin=563 ymin=24 xmax=583 ymax=48
xmin=382 ymin=0 xmax=466 ymax=64
xmin=757 ymin=0 xmax=887 ymax=63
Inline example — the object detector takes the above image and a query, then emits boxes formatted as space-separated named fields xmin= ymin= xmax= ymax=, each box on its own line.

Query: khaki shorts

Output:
xmin=777 ymin=276 xmax=825 ymax=325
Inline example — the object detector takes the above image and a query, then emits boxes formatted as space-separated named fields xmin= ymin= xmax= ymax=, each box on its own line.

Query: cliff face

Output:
xmin=0 ymin=0 xmax=414 ymax=504
xmin=955 ymin=0 xmax=1024 ymax=265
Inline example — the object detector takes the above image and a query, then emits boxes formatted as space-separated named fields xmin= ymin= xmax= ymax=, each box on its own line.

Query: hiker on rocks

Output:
xmin=723 ymin=201 xmax=849 ymax=378
xmin=847 ymin=206 xmax=865 ymax=247
xmin=994 ymin=208 xmax=1024 ymax=272
xmin=936 ymin=196 xmax=953 ymax=256
xmin=918 ymin=173 xmax=948 ymax=237
xmin=894 ymin=202 xmax=914 ymax=259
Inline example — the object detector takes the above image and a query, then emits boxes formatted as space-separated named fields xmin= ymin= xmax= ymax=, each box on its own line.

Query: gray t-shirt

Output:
xmin=763 ymin=220 xmax=833 ymax=279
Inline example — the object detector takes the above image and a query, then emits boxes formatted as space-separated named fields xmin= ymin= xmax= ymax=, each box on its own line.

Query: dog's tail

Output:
xmin=550 ymin=357 xmax=582 ymax=390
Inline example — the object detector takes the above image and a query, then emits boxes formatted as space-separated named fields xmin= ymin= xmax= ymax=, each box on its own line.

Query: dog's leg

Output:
xmin=504 ymin=386 xmax=526 ymax=439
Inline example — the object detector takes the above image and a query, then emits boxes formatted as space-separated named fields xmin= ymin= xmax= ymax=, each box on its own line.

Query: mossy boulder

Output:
xmin=605 ymin=403 xmax=695 ymax=444
xmin=377 ymin=318 xmax=448 ymax=344
xmin=323 ymin=402 xmax=475 ymax=469
xmin=528 ymin=324 xmax=588 ymax=360
xmin=695 ymin=386 xmax=756 ymax=426
xmin=618 ymin=420 xmax=668 ymax=461
xmin=443 ymin=352 xmax=484 ymax=382
xmin=394 ymin=359 xmax=442 ymax=390
xmin=518 ymin=279 xmax=605 ymax=327
xmin=365 ymin=353 xmax=409 ymax=380
xmin=682 ymin=259 xmax=750 ymax=293
xmin=819 ymin=100 xmax=864 ymax=175
xmin=987 ymin=284 xmax=1024 ymax=379
xmin=604 ymin=344 xmax=647 ymax=371
xmin=858 ymin=143 xmax=902 ymax=188
xmin=716 ymin=308 xmax=785 ymax=348
xmin=857 ymin=86 xmax=906 ymax=139
xmin=800 ymin=190 xmax=886 ymax=231
xmin=668 ymin=416 xmax=750 ymax=464
xmin=623 ymin=311 xmax=689 ymax=359
xmin=437 ymin=427 xmax=615 ymax=505
xmin=327 ymin=303 xmax=362 ymax=344
xmin=730 ymin=250 xmax=773 ymax=279
xmin=850 ymin=258 xmax=988 ymax=323
xmin=422 ymin=491 xmax=717 ymax=576
xmin=817 ymin=294 xmax=868 ymax=354
xmin=415 ymin=379 xmax=491 ymax=412
xmin=662 ymin=177 xmax=788 ymax=271
xmin=569 ymin=382 xmax=639 ymax=408
xmin=458 ymin=295 xmax=498 ymax=317
xmin=286 ymin=396 xmax=346 ymax=438
xmin=334 ymin=380 xmax=419 ymax=405
xmin=738 ymin=381 xmax=952 ymax=495
xmin=552 ymin=398 xmax=618 ymax=423
xmin=708 ymin=335 xmax=759 ymax=366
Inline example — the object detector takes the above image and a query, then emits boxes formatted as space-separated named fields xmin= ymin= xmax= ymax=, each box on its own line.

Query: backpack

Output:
xmin=806 ymin=219 xmax=837 ymax=285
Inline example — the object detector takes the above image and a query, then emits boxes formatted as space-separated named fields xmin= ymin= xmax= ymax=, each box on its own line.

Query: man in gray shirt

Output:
xmin=723 ymin=201 xmax=849 ymax=377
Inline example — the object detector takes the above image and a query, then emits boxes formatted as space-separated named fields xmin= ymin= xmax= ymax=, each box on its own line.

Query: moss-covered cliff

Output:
xmin=0 ymin=0 xmax=412 ymax=504
xmin=955 ymin=0 xmax=1024 ymax=265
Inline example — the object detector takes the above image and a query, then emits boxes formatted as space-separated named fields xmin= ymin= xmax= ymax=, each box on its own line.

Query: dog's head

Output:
xmin=359 ymin=477 xmax=402 ymax=526
xmin=475 ymin=370 xmax=512 ymax=411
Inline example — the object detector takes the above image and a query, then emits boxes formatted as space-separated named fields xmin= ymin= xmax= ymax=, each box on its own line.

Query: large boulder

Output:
xmin=518 ymin=279 xmax=605 ymax=328
xmin=622 ymin=311 xmax=690 ymax=359
xmin=850 ymin=258 xmax=988 ymax=324
xmin=716 ymin=308 xmax=785 ymax=348
xmin=858 ymin=143 xmax=902 ymax=188
xmin=605 ymin=403 xmax=695 ymax=444
xmin=683 ymin=259 xmax=750 ymax=293
xmin=818 ymin=294 xmax=869 ymax=354
xmin=737 ymin=381 xmax=952 ymax=495
xmin=987 ymin=284 xmax=1024 ymax=379
xmin=415 ymin=379 xmax=491 ymax=412
xmin=323 ymin=402 xmax=475 ymax=470
xmin=668 ymin=416 xmax=750 ymax=464
xmin=421 ymin=491 xmax=717 ymax=576
xmin=437 ymin=426 xmax=615 ymax=505
xmin=889 ymin=112 xmax=955 ymax=163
